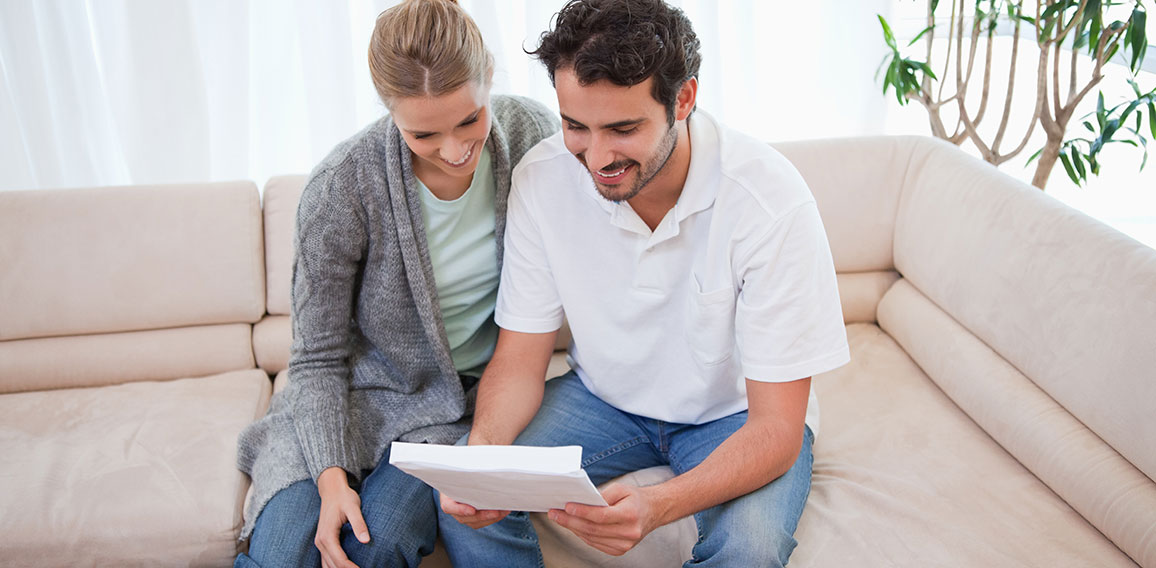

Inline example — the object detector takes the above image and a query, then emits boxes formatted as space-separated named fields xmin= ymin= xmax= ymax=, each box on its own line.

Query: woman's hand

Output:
xmin=315 ymin=467 xmax=369 ymax=568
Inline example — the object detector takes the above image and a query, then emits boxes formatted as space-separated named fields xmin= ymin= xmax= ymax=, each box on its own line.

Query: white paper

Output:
xmin=389 ymin=442 xmax=608 ymax=512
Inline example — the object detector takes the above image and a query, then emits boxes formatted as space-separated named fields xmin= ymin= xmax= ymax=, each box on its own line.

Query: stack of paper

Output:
xmin=389 ymin=442 xmax=608 ymax=512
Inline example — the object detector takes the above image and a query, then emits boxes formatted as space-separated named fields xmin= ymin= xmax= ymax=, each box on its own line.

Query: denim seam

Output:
xmin=580 ymin=436 xmax=649 ymax=468
xmin=666 ymin=443 xmax=684 ymax=475
xmin=690 ymin=509 xmax=707 ymax=564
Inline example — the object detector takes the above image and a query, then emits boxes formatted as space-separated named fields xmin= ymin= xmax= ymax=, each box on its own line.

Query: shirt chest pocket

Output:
xmin=685 ymin=276 xmax=737 ymax=367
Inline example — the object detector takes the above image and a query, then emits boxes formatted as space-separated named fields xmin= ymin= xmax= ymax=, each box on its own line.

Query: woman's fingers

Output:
xmin=345 ymin=503 xmax=371 ymax=544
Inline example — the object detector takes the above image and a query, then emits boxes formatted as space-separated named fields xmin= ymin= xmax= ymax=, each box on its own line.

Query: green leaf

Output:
xmin=1042 ymin=16 xmax=1058 ymax=39
xmin=1071 ymin=147 xmax=1087 ymax=179
xmin=1039 ymin=2 xmax=1066 ymax=23
xmin=931 ymin=0 xmax=940 ymax=14
xmin=1105 ymin=42 xmax=1121 ymax=63
xmin=1026 ymin=147 xmax=1044 ymax=166
xmin=1128 ymin=9 xmax=1147 ymax=75
xmin=1104 ymin=118 xmax=1120 ymax=141
xmin=1060 ymin=152 xmax=1081 ymax=185
xmin=1090 ymin=16 xmax=1102 ymax=56
xmin=879 ymin=15 xmax=898 ymax=50
xmin=1120 ymin=101 xmax=1140 ymax=125
xmin=1075 ymin=31 xmax=1090 ymax=50
xmin=1084 ymin=120 xmax=1096 ymax=132
xmin=1079 ymin=0 xmax=1103 ymax=41
xmin=884 ymin=58 xmax=898 ymax=96
xmin=908 ymin=24 xmax=935 ymax=46
xmin=1138 ymin=135 xmax=1149 ymax=171
xmin=1149 ymin=103 xmax=1156 ymax=139
xmin=913 ymin=60 xmax=939 ymax=80
xmin=875 ymin=53 xmax=891 ymax=82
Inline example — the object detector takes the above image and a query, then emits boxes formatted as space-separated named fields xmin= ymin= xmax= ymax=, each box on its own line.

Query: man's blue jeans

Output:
xmin=235 ymin=448 xmax=436 ymax=568
xmin=437 ymin=371 xmax=814 ymax=567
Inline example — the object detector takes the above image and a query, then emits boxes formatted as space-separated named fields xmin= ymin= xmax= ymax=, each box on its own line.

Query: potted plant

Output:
xmin=878 ymin=0 xmax=1153 ymax=189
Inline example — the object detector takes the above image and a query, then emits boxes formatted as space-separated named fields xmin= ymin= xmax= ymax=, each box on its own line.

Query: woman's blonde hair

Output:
xmin=368 ymin=0 xmax=494 ymax=108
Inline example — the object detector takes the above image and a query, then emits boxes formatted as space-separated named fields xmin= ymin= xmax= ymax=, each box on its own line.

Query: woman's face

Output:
xmin=391 ymin=81 xmax=492 ymax=184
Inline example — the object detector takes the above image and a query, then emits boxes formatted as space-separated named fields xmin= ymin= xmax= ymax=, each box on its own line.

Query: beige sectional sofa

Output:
xmin=1 ymin=135 xmax=1153 ymax=567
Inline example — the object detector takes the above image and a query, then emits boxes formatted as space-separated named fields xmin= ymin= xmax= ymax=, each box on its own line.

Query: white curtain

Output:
xmin=0 ymin=0 xmax=893 ymax=192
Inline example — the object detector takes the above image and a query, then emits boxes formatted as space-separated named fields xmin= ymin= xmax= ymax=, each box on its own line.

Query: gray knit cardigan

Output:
xmin=236 ymin=95 xmax=558 ymax=539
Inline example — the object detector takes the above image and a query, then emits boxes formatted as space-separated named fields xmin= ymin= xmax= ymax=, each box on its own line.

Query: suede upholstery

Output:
xmin=1 ymin=136 xmax=1152 ymax=567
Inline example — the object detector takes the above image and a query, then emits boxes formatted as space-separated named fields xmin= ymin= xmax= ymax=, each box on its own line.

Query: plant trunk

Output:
xmin=1031 ymin=136 xmax=1063 ymax=189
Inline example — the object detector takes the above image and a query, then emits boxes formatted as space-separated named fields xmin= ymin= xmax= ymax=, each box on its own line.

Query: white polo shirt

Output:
xmin=496 ymin=111 xmax=849 ymax=432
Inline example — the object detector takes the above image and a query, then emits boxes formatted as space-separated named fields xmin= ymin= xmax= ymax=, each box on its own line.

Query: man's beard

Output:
xmin=589 ymin=124 xmax=679 ymax=203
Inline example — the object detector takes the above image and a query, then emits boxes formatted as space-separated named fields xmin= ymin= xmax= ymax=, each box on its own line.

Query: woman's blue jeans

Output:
xmin=235 ymin=449 xmax=436 ymax=568
xmin=437 ymin=371 xmax=814 ymax=567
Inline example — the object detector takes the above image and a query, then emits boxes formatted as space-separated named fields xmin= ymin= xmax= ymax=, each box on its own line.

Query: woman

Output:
xmin=234 ymin=1 xmax=558 ymax=566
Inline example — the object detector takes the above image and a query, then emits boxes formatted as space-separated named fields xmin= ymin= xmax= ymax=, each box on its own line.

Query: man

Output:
xmin=438 ymin=0 xmax=849 ymax=565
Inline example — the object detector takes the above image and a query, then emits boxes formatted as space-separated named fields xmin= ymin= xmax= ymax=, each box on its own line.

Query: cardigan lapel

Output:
xmin=382 ymin=109 xmax=514 ymax=381
xmin=382 ymin=120 xmax=458 ymax=380
xmin=486 ymin=116 xmax=511 ymax=271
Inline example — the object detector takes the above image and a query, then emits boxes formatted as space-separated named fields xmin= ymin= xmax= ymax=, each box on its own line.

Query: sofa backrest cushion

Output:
xmin=0 ymin=182 xmax=265 ymax=341
xmin=891 ymin=136 xmax=1156 ymax=485
xmin=262 ymin=175 xmax=306 ymax=316
xmin=773 ymin=136 xmax=913 ymax=274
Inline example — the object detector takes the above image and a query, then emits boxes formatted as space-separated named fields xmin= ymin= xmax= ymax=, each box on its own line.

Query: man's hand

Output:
xmin=547 ymin=483 xmax=660 ymax=556
xmin=439 ymin=493 xmax=510 ymax=530
xmin=315 ymin=467 xmax=369 ymax=568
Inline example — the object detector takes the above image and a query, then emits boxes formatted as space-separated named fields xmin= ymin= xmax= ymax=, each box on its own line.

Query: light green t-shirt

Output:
xmin=416 ymin=147 xmax=499 ymax=377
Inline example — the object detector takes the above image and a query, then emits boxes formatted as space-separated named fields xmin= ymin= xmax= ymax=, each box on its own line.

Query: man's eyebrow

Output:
xmin=406 ymin=107 xmax=482 ymax=137
xmin=560 ymin=113 xmax=647 ymax=130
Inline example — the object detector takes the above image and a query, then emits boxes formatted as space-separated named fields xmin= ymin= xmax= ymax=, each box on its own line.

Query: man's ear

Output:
xmin=675 ymin=78 xmax=698 ymax=121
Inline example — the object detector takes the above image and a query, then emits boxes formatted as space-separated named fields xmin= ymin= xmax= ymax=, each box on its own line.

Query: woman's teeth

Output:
xmin=445 ymin=147 xmax=473 ymax=166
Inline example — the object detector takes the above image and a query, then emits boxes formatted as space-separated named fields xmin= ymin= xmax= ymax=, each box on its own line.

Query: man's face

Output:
xmin=555 ymin=68 xmax=678 ymax=203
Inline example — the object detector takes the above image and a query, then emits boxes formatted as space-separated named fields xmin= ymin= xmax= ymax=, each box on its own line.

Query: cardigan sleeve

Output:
xmin=287 ymin=160 xmax=367 ymax=481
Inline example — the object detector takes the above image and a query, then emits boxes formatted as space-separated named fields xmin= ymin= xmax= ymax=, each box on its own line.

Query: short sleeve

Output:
xmin=494 ymin=172 xmax=565 ymax=333
xmin=736 ymin=202 xmax=850 ymax=382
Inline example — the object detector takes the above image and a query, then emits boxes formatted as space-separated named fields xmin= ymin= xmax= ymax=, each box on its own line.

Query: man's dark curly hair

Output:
xmin=529 ymin=0 xmax=702 ymax=126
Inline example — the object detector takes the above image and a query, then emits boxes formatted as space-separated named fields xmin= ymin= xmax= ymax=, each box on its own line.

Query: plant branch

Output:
xmin=964 ymin=9 xmax=984 ymax=91
xmin=1035 ymin=0 xmax=1044 ymax=41
xmin=922 ymin=2 xmax=936 ymax=100
xmin=992 ymin=5 xmax=1024 ymax=153
xmin=1066 ymin=27 xmax=1123 ymax=112
xmin=1053 ymin=30 xmax=1063 ymax=120
xmin=939 ymin=0 xmax=960 ymax=101
xmin=974 ymin=11 xmax=997 ymax=125
xmin=1069 ymin=35 xmax=1079 ymax=104
xmin=1038 ymin=40 xmax=1060 ymax=136
xmin=1057 ymin=0 xmax=1090 ymax=42
xmin=958 ymin=96 xmax=996 ymax=159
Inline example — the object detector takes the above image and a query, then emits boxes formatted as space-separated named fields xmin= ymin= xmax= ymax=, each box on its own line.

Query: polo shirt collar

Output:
xmin=584 ymin=111 xmax=723 ymax=239
xmin=673 ymin=111 xmax=722 ymax=223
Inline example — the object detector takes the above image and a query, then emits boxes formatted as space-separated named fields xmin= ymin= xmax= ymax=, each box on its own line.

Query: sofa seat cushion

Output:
xmin=792 ymin=323 xmax=1138 ymax=567
xmin=0 ymin=370 xmax=272 ymax=567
